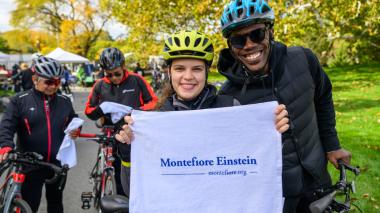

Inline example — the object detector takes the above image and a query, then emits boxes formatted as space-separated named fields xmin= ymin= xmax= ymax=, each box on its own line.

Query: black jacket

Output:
xmin=21 ymin=69 xmax=34 ymax=90
xmin=218 ymin=42 xmax=340 ymax=197
xmin=85 ymin=70 xmax=158 ymax=162
xmin=160 ymin=85 xmax=239 ymax=111
xmin=0 ymin=88 xmax=77 ymax=164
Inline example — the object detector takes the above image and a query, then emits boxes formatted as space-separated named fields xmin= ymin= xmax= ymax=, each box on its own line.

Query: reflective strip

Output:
xmin=121 ymin=160 xmax=131 ymax=168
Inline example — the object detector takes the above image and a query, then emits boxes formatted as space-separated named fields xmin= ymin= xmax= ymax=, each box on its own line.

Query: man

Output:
xmin=85 ymin=47 xmax=158 ymax=196
xmin=20 ymin=63 xmax=34 ymax=91
xmin=0 ymin=56 xmax=79 ymax=213
xmin=218 ymin=1 xmax=351 ymax=212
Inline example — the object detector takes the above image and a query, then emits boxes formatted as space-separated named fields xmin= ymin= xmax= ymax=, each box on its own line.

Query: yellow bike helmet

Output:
xmin=163 ymin=30 xmax=214 ymax=66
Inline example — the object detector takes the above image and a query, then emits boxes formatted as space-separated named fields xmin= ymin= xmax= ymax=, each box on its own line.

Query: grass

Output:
xmin=208 ymin=64 xmax=380 ymax=212
xmin=325 ymin=64 xmax=380 ymax=212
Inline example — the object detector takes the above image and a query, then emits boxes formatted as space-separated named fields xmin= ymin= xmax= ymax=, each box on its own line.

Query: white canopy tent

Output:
xmin=46 ymin=48 xmax=89 ymax=63
xmin=0 ymin=52 xmax=9 ymax=60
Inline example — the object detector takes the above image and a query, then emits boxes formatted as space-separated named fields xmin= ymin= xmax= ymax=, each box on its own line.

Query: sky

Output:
xmin=0 ymin=0 xmax=126 ymax=38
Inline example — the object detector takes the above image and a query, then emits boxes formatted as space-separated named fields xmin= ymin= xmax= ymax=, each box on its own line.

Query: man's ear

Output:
xmin=32 ymin=75 xmax=38 ymax=84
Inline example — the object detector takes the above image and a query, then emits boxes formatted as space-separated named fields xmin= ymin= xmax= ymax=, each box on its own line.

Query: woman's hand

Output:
xmin=275 ymin=104 xmax=289 ymax=134
xmin=115 ymin=116 xmax=134 ymax=144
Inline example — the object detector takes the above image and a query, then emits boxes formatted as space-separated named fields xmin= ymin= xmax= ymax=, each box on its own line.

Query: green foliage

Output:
xmin=1 ymin=29 xmax=56 ymax=54
xmin=106 ymin=0 xmax=379 ymax=66
xmin=325 ymin=64 xmax=380 ymax=212
xmin=10 ymin=0 xmax=112 ymax=58
xmin=0 ymin=36 xmax=9 ymax=52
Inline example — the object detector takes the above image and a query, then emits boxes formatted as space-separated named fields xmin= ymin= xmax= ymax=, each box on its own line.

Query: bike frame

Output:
xmin=79 ymin=126 xmax=117 ymax=209
xmin=0 ymin=163 xmax=25 ymax=213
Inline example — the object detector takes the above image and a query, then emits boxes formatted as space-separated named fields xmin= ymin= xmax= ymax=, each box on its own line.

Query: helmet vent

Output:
xmin=194 ymin=38 xmax=201 ymax=47
xmin=167 ymin=37 xmax=173 ymax=45
xmin=262 ymin=5 xmax=269 ymax=13
xmin=250 ymin=6 xmax=255 ymax=15
xmin=237 ymin=8 xmax=243 ymax=17
xmin=185 ymin=36 xmax=190 ymax=47
xmin=174 ymin=37 xmax=181 ymax=46
xmin=205 ymin=44 xmax=214 ymax=53
xmin=202 ymin=38 xmax=209 ymax=46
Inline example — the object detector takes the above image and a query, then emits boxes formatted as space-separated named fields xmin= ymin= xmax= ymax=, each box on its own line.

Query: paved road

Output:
xmin=0 ymin=88 xmax=103 ymax=212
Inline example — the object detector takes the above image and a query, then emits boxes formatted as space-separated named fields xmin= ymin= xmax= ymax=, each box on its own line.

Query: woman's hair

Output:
xmin=155 ymin=81 xmax=175 ymax=110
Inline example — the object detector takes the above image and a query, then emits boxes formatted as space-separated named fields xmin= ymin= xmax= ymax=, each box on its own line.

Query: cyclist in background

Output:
xmin=218 ymin=0 xmax=351 ymax=212
xmin=85 ymin=47 xmax=158 ymax=196
xmin=0 ymin=56 xmax=79 ymax=213
xmin=115 ymin=30 xmax=290 ymax=197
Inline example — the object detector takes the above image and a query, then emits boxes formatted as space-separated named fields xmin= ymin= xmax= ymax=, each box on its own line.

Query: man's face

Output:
xmin=105 ymin=67 xmax=124 ymax=85
xmin=229 ymin=23 xmax=271 ymax=73
xmin=34 ymin=76 xmax=61 ymax=96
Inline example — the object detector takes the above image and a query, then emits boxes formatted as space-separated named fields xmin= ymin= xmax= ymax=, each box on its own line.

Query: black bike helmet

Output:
xmin=99 ymin=47 xmax=125 ymax=70
xmin=33 ymin=56 xmax=64 ymax=79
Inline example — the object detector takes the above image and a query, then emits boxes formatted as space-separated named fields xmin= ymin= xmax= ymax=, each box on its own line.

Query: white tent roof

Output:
xmin=0 ymin=52 xmax=9 ymax=60
xmin=46 ymin=48 xmax=89 ymax=63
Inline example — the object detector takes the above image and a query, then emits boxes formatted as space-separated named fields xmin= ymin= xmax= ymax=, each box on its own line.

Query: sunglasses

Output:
xmin=229 ymin=27 xmax=267 ymax=49
xmin=42 ymin=78 xmax=61 ymax=86
xmin=106 ymin=71 xmax=123 ymax=78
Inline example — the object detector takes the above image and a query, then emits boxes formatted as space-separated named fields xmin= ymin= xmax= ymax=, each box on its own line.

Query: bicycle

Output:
xmin=0 ymin=151 xmax=68 ymax=213
xmin=309 ymin=161 xmax=361 ymax=213
xmin=79 ymin=126 xmax=118 ymax=212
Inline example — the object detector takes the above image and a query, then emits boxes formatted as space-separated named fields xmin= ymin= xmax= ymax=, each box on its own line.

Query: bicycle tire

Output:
xmin=92 ymin=155 xmax=102 ymax=209
xmin=101 ymin=170 xmax=117 ymax=198
xmin=9 ymin=198 xmax=32 ymax=213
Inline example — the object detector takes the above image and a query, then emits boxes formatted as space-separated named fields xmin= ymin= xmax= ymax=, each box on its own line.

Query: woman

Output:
xmin=115 ymin=30 xmax=289 ymax=196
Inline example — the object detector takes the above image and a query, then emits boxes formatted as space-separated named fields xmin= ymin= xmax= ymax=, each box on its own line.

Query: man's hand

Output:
xmin=327 ymin=148 xmax=352 ymax=169
xmin=69 ymin=128 xmax=81 ymax=139
xmin=275 ymin=104 xmax=289 ymax=134
xmin=0 ymin=147 xmax=13 ymax=163
xmin=115 ymin=116 xmax=134 ymax=145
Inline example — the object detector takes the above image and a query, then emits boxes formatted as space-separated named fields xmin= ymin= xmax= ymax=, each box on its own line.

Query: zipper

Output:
xmin=23 ymin=118 xmax=31 ymax=135
xmin=43 ymin=97 xmax=52 ymax=162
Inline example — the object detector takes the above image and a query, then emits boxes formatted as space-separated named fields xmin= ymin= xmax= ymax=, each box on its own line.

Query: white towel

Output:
xmin=56 ymin=117 xmax=84 ymax=168
xmin=130 ymin=102 xmax=283 ymax=213
xmin=99 ymin=101 xmax=133 ymax=123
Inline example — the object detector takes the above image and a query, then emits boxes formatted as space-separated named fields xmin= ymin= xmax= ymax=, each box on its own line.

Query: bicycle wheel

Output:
xmin=91 ymin=157 xmax=102 ymax=209
xmin=9 ymin=198 xmax=32 ymax=213
xmin=101 ymin=170 xmax=116 ymax=197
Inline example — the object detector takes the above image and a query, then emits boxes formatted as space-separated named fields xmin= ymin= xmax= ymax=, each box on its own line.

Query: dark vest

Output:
xmin=275 ymin=47 xmax=331 ymax=196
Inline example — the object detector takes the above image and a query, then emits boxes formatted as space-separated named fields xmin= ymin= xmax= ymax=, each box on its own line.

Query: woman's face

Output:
xmin=170 ymin=58 xmax=206 ymax=101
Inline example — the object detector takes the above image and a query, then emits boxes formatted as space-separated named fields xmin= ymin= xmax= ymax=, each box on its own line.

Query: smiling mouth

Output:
xmin=245 ymin=50 xmax=262 ymax=60
xmin=181 ymin=84 xmax=197 ymax=90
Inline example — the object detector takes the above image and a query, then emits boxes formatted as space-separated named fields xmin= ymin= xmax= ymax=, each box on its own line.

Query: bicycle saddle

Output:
xmin=100 ymin=195 xmax=129 ymax=213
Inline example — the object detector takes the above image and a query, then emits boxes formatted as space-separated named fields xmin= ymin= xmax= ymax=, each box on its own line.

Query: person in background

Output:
xmin=20 ymin=63 xmax=34 ymax=91
xmin=134 ymin=62 xmax=145 ymax=76
xmin=85 ymin=47 xmax=158 ymax=197
xmin=11 ymin=63 xmax=22 ymax=92
xmin=217 ymin=1 xmax=351 ymax=212
xmin=61 ymin=66 xmax=71 ymax=94
xmin=0 ymin=56 xmax=79 ymax=213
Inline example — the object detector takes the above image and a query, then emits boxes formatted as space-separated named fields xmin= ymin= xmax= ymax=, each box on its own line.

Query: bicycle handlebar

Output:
xmin=309 ymin=161 xmax=360 ymax=213
xmin=4 ymin=151 xmax=69 ymax=188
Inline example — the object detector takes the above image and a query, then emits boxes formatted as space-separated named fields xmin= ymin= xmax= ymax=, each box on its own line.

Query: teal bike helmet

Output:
xmin=221 ymin=0 xmax=275 ymax=38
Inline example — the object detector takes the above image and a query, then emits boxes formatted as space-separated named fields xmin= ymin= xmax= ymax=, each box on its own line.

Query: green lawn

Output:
xmin=326 ymin=64 xmax=380 ymax=212
xmin=208 ymin=65 xmax=380 ymax=212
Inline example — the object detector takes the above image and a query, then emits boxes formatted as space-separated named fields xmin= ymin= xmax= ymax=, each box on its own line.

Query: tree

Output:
xmin=1 ymin=30 xmax=56 ymax=54
xmin=11 ymin=0 xmax=112 ymax=57
xmin=0 ymin=36 xmax=10 ymax=52
xmin=108 ymin=0 xmax=379 ymax=66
